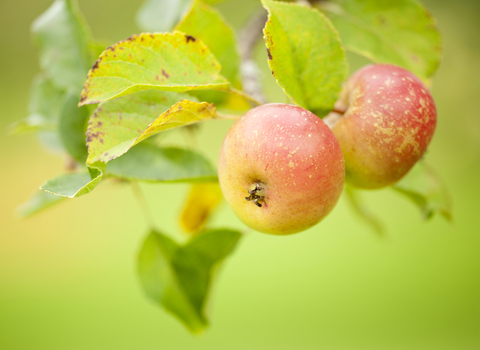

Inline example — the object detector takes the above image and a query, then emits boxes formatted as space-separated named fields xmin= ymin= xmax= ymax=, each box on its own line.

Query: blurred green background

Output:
xmin=1 ymin=0 xmax=480 ymax=349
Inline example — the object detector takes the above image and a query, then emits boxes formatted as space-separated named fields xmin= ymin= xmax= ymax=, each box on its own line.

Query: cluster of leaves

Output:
xmin=15 ymin=0 xmax=451 ymax=333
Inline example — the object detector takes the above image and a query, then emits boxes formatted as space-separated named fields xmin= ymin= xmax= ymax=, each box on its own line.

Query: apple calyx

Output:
xmin=245 ymin=182 xmax=266 ymax=207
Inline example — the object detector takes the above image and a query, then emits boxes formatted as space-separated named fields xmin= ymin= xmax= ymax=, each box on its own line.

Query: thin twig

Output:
xmin=131 ymin=181 xmax=155 ymax=228
xmin=238 ymin=9 xmax=268 ymax=105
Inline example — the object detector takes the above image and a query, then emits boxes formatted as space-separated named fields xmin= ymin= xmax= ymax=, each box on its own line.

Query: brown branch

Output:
xmin=238 ymin=10 xmax=268 ymax=105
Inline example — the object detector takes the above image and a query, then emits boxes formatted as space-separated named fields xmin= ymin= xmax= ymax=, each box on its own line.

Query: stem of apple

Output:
xmin=323 ymin=107 xmax=346 ymax=129
xmin=131 ymin=181 xmax=155 ymax=228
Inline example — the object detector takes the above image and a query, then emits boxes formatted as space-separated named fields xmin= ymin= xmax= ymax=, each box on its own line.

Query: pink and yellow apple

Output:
xmin=218 ymin=104 xmax=345 ymax=235
xmin=326 ymin=64 xmax=437 ymax=189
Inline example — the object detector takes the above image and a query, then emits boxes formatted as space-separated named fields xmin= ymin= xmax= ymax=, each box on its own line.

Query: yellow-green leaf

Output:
xmin=180 ymin=183 xmax=223 ymax=234
xmin=79 ymin=32 xmax=231 ymax=106
xmin=40 ymin=167 xmax=103 ymax=198
xmin=262 ymin=0 xmax=348 ymax=117
xmin=86 ymin=90 xmax=223 ymax=164
xmin=319 ymin=0 xmax=442 ymax=81
xmin=176 ymin=0 xmax=241 ymax=86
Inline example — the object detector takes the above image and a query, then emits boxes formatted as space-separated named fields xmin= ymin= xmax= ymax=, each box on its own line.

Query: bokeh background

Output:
xmin=1 ymin=0 xmax=480 ymax=349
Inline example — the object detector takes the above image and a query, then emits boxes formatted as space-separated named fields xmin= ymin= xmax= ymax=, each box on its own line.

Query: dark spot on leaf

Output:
xmin=105 ymin=153 xmax=109 ymax=156
xmin=162 ymin=69 xmax=170 ymax=79
xmin=107 ymin=45 xmax=115 ymax=52
xmin=185 ymin=35 xmax=196 ymax=43
xmin=99 ymin=139 xmax=104 ymax=144
xmin=267 ymin=48 xmax=272 ymax=60
xmin=97 ymin=121 xmax=103 ymax=127
xmin=86 ymin=135 xmax=92 ymax=143
xmin=91 ymin=59 xmax=101 ymax=71
xmin=198 ymin=71 xmax=202 ymax=75
xmin=155 ymin=74 xmax=159 ymax=81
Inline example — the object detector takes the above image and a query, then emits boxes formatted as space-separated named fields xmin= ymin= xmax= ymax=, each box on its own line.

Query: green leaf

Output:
xmin=344 ymin=185 xmax=384 ymax=236
xmin=79 ymin=32 xmax=231 ymax=106
xmin=17 ymin=190 xmax=66 ymax=218
xmin=392 ymin=162 xmax=452 ymax=221
xmin=106 ymin=143 xmax=217 ymax=182
xmin=176 ymin=0 xmax=241 ymax=86
xmin=40 ymin=166 xmax=102 ymax=198
xmin=59 ymin=93 xmax=90 ymax=163
xmin=262 ymin=0 xmax=348 ymax=117
xmin=180 ymin=183 xmax=223 ymax=234
xmin=138 ymin=228 xmax=241 ymax=333
xmin=319 ymin=0 xmax=442 ymax=80
xmin=32 ymin=0 xmax=93 ymax=92
xmin=136 ymin=0 xmax=191 ymax=32
xmin=10 ymin=75 xmax=65 ymax=134
xmin=85 ymin=90 xmax=222 ymax=164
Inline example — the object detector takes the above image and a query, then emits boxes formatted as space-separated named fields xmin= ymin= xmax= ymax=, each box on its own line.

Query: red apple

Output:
xmin=218 ymin=104 xmax=345 ymax=235
xmin=325 ymin=64 xmax=437 ymax=189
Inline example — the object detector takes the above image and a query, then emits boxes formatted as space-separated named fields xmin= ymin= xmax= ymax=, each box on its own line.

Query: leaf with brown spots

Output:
xmin=393 ymin=162 xmax=452 ymax=221
xmin=262 ymin=0 xmax=348 ymax=117
xmin=79 ymin=32 xmax=231 ymax=106
xmin=86 ymin=90 xmax=225 ymax=164
xmin=318 ymin=0 xmax=442 ymax=81
xmin=176 ymin=0 xmax=241 ymax=88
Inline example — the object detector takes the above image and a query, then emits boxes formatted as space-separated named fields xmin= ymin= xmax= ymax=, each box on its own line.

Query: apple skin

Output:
xmin=326 ymin=64 xmax=437 ymax=189
xmin=218 ymin=104 xmax=345 ymax=235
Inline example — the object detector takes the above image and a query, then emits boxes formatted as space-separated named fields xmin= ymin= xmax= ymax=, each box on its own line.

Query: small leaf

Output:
xmin=138 ymin=228 xmax=241 ymax=333
xmin=86 ymin=90 xmax=223 ymax=164
xmin=344 ymin=185 xmax=384 ymax=236
xmin=319 ymin=0 xmax=442 ymax=80
xmin=107 ymin=143 xmax=217 ymax=182
xmin=136 ymin=0 xmax=191 ymax=32
xmin=180 ymin=183 xmax=223 ymax=234
xmin=262 ymin=0 xmax=348 ymax=117
xmin=40 ymin=166 xmax=102 ymax=198
xmin=393 ymin=162 xmax=452 ymax=221
xmin=79 ymin=32 xmax=231 ymax=106
xmin=10 ymin=75 xmax=65 ymax=135
xmin=59 ymin=93 xmax=90 ymax=163
xmin=32 ymin=0 xmax=93 ymax=92
xmin=17 ymin=190 xmax=66 ymax=218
